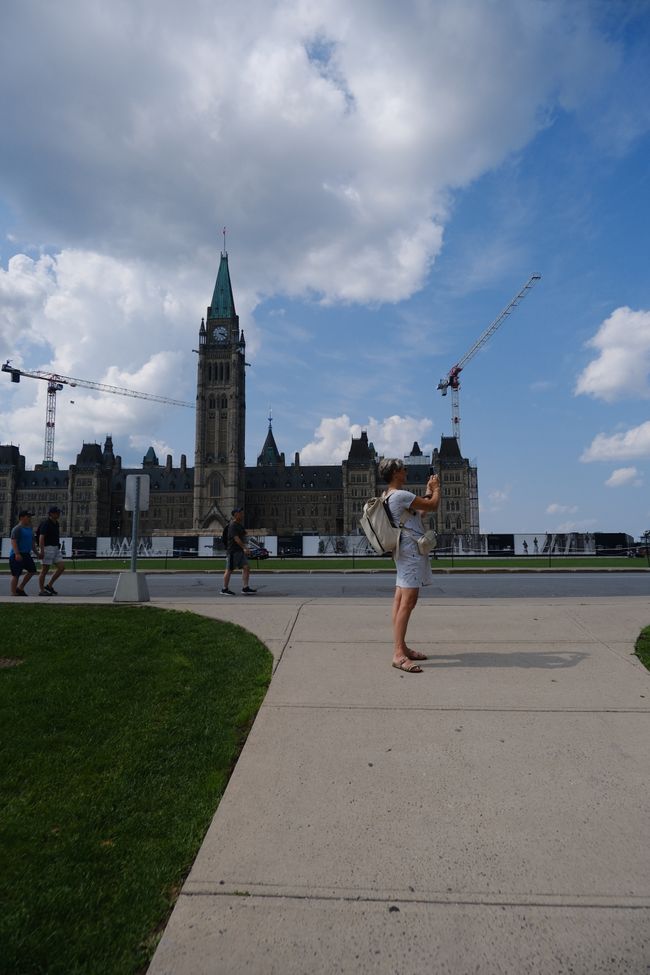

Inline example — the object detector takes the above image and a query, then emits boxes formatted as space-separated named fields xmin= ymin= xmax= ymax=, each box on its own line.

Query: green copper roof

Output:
xmin=208 ymin=252 xmax=236 ymax=320
xmin=257 ymin=423 xmax=282 ymax=466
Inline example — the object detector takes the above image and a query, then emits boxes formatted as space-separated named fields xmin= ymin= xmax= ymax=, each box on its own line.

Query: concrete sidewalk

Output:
xmin=4 ymin=585 xmax=649 ymax=971
xmin=142 ymin=594 xmax=650 ymax=974
xmin=4 ymin=590 xmax=650 ymax=970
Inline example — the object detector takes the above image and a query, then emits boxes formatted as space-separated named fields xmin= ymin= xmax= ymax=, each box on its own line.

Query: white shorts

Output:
xmin=43 ymin=545 xmax=63 ymax=565
xmin=394 ymin=536 xmax=433 ymax=589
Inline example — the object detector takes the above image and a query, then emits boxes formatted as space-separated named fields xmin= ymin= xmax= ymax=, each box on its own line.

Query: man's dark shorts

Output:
xmin=227 ymin=549 xmax=248 ymax=571
xmin=9 ymin=554 xmax=36 ymax=576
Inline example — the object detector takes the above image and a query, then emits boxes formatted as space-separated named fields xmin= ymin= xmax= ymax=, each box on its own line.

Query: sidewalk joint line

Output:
xmin=181 ymin=889 xmax=650 ymax=911
xmin=264 ymin=704 xmax=650 ymax=714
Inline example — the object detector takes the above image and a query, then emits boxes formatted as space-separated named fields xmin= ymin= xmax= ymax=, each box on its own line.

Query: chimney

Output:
xmin=165 ymin=454 xmax=172 ymax=473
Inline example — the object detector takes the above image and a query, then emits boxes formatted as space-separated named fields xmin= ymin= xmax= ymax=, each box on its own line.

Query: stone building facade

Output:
xmin=1 ymin=252 xmax=480 ymax=545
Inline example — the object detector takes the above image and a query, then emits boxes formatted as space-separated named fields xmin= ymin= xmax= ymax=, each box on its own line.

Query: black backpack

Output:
xmin=221 ymin=523 xmax=230 ymax=548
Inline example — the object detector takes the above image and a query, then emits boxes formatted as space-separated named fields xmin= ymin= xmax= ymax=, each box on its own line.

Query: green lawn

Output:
xmin=0 ymin=605 xmax=272 ymax=975
xmin=635 ymin=626 xmax=650 ymax=670
xmin=3 ymin=555 xmax=648 ymax=572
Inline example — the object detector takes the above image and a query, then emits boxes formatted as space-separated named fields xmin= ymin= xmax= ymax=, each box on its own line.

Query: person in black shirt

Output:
xmin=37 ymin=506 xmax=66 ymax=595
xmin=221 ymin=507 xmax=256 ymax=596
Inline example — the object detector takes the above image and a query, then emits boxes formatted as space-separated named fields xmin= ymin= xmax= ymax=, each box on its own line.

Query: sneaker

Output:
xmin=220 ymin=588 xmax=236 ymax=596
xmin=45 ymin=584 xmax=58 ymax=595
xmin=242 ymin=587 xmax=257 ymax=594
xmin=39 ymin=590 xmax=52 ymax=596
xmin=14 ymin=589 xmax=27 ymax=596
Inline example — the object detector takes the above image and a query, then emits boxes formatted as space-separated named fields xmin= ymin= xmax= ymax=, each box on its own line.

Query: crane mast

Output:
xmin=437 ymin=273 xmax=541 ymax=448
xmin=44 ymin=379 xmax=64 ymax=465
xmin=2 ymin=361 xmax=194 ymax=467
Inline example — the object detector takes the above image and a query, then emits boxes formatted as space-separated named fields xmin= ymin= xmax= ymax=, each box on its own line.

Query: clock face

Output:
xmin=213 ymin=326 xmax=228 ymax=343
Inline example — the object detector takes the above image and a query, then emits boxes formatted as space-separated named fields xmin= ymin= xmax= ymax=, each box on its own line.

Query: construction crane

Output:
xmin=437 ymin=273 xmax=541 ymax=448
xmin=2 ymin=361 xmax=194 ymax=467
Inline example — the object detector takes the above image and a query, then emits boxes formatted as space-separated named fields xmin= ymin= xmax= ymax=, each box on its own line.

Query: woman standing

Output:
xmin=378 ymin=458 xmax=441 ymax=674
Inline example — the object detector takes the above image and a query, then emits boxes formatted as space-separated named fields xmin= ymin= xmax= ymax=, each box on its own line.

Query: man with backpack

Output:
xmin=221 ymin=507 xmax=257 ymax=596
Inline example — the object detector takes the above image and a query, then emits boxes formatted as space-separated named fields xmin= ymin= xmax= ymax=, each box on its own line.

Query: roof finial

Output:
xmin=222 ymin=226 xmax=227 ymax=256
xmin=268 ymin=406 xmax=273 ymax=429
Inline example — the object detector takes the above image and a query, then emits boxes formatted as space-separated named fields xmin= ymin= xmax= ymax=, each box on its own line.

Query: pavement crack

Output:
xmin=272 ymin=599 xmax=315 ymax=673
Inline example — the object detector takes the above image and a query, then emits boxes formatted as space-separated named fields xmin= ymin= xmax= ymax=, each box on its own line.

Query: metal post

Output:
xmin=113 ymin=474 xmax=149 ymax=602
xmin=130 ymin=477 xmax=140 ymax=573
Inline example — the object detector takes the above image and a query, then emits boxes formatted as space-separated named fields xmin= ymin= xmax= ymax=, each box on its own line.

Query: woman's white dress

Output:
xmin=384 ymin=489 xmax=433 ymax=589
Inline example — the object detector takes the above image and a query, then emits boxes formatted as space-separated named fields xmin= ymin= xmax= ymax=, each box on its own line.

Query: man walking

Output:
xmin=9 ymin=510 xmax=38 ymax=596
xmin=37 ymin=506 xmax=66 ymax=595
xmin=221 ymin=507 xmax=257 ymax=596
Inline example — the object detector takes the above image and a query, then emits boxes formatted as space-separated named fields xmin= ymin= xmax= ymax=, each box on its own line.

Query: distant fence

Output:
xmin=2 ymin=531 xmax=645 ymax=562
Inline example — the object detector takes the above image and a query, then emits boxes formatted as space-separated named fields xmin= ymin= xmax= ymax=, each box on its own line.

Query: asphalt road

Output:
xmin=38 ymin=571 xmax=650 ymax=599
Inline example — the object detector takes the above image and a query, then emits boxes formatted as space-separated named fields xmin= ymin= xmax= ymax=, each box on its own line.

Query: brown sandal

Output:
xmin=405 ymin=648 xmax=428 ymax=661
xmin=392 ymin=657 xmax=423 ymax=673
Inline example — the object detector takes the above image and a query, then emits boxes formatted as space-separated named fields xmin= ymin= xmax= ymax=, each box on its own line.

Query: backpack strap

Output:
xmin=382 ymin=490 xmax=411 ymax=529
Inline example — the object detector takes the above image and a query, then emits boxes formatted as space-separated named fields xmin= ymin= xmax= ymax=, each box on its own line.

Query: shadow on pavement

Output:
xmin=425 ymin=650 xmax=588 ymax=669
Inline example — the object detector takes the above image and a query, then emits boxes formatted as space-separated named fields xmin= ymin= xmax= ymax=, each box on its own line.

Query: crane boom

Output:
xmin=436 ymin=273 xmax=541 ymax=447
xmin=2 ymin=362 xmax=194 ymax=407
xmin=2 ymin=361 xmax=194 ymax=466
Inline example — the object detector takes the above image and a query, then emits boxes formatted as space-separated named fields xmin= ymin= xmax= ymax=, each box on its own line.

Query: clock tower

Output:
xmin=193 ymin=249 xmax=246 ymax=530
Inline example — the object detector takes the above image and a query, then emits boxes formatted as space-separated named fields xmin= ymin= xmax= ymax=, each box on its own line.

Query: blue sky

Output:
xmin=1 ymin=0 xmax=649 ymax=537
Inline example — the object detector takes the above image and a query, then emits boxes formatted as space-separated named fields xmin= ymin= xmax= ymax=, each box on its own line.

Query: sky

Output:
xmin=1 ymin=0 xmax=650 ymax=537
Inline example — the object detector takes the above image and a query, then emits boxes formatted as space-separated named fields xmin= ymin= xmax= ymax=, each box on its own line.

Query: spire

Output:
xmin=142 ymin=445 xmax=159 ymax=467
xmin=257 ymin=413 xmax=283 ymax=466
xmin=208 ymin=250 xmax=236 ymax=320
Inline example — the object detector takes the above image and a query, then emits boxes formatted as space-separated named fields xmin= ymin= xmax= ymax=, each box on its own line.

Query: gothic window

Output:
xmin=208 ymin=364 xmax=212 ymax=381
xmin=221 ymin=396 xmax=227 ymax=409
xmin=209 ymin=397 xmax=215 ymax=409
xmin=225 ymin=363 xmax=230 ymax=382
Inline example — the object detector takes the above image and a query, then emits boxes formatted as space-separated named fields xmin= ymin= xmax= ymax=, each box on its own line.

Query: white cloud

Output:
xmin=0 ymin=251 xmax=204 ymax=467
xmin=0 ymin=0 xmax=632 ymax=473
xmin=575 ymin=306 xmax=650 ymax=401
xmin=299 ymin=413 xmax=433 ymax=464
xmin=605 ymin=466 xmax=642 ymax=488
xmin=487 ymin=486 xmax=511 ymax=509
xmin=546 ymin=502 xmax=578 ymax=515
xmin=581 ymin=420 xmax=650 ymax=461
xmin=555 ymin=518 xmax=597 ymax=532
xmin=0 ymin=0 xmax=617 ymax=307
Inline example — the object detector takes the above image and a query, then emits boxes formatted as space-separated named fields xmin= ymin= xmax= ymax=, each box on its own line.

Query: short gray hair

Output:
xmin=378 ymin=458 xmax=404 ymax=483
